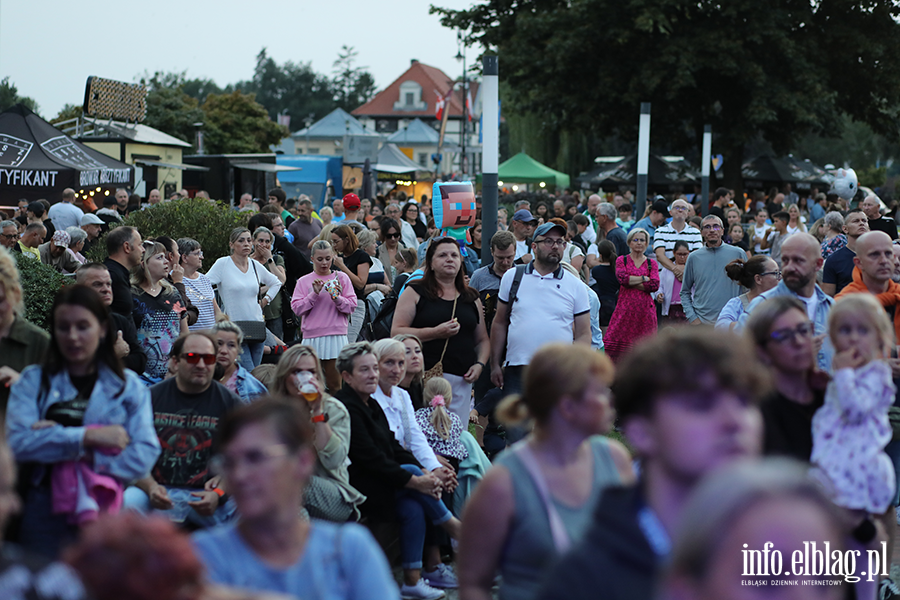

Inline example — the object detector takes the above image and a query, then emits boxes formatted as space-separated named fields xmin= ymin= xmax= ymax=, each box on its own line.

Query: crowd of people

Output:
xmin=1 ymin=181 xmax=900 ymax=600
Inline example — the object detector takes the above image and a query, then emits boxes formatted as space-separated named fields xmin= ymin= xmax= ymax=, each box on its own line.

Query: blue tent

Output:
xmin=276 ymin=155 xmax=343 ymax=209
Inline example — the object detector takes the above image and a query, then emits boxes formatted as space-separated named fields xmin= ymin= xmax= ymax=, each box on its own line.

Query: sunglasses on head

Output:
xmin=180 ymin=353 xmax=216 ymax=365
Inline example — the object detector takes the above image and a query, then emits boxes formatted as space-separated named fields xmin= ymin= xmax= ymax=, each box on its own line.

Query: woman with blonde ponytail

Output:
xmin=457 ymin=343 xmax=635 ymax=600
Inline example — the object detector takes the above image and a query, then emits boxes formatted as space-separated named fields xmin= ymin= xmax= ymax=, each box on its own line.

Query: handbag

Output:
xmin=234 ymin=320 xmax=267 ymax=343
xmin=234 ymin=261 xmax=267 ymax=343
xmin=423 ymin=295 xmax=458 ymax=383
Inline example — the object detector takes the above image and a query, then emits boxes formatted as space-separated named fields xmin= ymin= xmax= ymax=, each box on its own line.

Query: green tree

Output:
xmin=0 ymin=77 xmax=40 ymax=114
xmin=201 ymin=90 xmax=289 ymax=154
xmin=50 ymin=103 xmax=83 ymax=126
xmin=232 ymin=49 xmax=337 ymax=127
xmin=332 ymin=45 xmax=377 ymax=112
xmin=141 ymin=71 xmax=205 ymax=145
xmin=432 ymin=0 xmax=900 ymax=194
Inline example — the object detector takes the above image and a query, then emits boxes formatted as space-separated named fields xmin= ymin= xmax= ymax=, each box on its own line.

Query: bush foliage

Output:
xmin=86 ymin=198 xmax=249 ymax=271
xmin=15 ymin=255 xmax=70 ymax=332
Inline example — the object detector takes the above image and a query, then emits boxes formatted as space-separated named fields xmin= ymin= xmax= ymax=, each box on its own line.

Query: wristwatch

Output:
xmin=311 ymin=412 xmax=329 ymax=423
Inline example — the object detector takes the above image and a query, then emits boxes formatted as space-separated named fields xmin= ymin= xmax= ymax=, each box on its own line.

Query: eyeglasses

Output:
xmin=535 ymin=238 xmax=566 ymax=248
xmin=702 ymin=224 xmax=723 ymax=231
xmin=209 ymin=444 xmax=292 ymax=475
xmin=180 ymin=353 xmax=216 ymax=365
xmin=385 ymin=232 xmax=401 ymax=239
xmin=760 ymin=270 xmax=782 ymax=279
xmin=0 ymin=233 xmax=16 ymax=241
xmin=768 ymin=322 xmax=813 ymax=345
xmin=189 ymin=250 xmax=203 ymax=257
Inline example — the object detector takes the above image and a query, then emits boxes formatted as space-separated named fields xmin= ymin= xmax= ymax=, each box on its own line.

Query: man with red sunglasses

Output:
xmin=124 ymin=332 xmax=242 ymax=527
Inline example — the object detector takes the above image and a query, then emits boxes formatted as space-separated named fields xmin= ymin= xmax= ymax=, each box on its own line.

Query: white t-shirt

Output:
xmin=48 ymin=202 xmax=84 ymax=231
xmin=799 ymin=293 xmax=817 ymax=322
xmin=563 ymin=242 xmax=584 ymax=265
xmin=753 ymin=224 xmax=770 ymax=254
xmin=515 ymin=238 xmax=529 ymax=260
xmin=498 ymin=264 xmax=591 ymax=366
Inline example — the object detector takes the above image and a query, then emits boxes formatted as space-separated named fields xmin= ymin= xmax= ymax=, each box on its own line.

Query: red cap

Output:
xmin=342 ymin=193 xmax=361 ymax=211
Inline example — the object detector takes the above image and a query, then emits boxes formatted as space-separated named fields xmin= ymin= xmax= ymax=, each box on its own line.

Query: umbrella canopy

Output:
xmin=0 ymin=104 xmax=133 ymax=203
xmin=374 ymin=143 xmax=425 ymax=174
xmin=742 ymin=155 xmax=832 ymax=190
xmin=578 ymin=154 xmax=698 ymax=191
xmin=493 ymin=152 xmax=570 ymax=189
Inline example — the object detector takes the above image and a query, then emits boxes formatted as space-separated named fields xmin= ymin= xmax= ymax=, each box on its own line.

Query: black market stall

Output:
xmin=0 ymin=104 xmax=133 ymax=203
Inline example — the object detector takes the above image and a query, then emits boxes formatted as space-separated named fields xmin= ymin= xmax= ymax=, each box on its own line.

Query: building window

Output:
xmin=309 ymin=148 xmax=320 ymax=155
xmin=394 ymin=81 xmax=426 ymax=111
xmin=418 ymin=153 xmax=428 ymax=167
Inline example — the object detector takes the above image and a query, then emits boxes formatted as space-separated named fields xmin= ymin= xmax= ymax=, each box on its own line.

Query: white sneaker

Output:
xmin=400 ymin=579 xmax=445 ymax=599
xmin=422 ymin=563 xmax=458 ymax=589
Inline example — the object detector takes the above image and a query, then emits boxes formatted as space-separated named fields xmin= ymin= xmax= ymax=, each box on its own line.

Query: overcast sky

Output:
xmin=0 ymin=0 xmax=477 ymax=118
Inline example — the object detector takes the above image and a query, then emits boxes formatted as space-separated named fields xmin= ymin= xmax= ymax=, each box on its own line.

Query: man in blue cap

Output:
xmin=510 ymin=209 xmax=539 ymax=262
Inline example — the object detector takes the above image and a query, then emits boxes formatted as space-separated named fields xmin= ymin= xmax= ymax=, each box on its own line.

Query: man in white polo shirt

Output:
xmin=490 ymin=222 xmax=591 ymax=396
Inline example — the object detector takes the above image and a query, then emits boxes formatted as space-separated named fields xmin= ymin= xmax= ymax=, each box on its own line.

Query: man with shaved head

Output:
xmin=821 ymin=209 xmax=869 ymax=296
xmin=836 ymin=231 xmax=900 ymax=337
xmin=738 ymin=233 xmax=834 ymax=371
xmin=47 ymin=187 xmax=84 ymax=231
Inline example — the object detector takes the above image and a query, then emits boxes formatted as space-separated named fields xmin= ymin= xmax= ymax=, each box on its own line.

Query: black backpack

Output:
xmin=370 ymin=293 xmax=399 ymax=340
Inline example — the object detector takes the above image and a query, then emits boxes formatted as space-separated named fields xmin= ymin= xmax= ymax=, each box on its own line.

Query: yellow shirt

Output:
xmin=18 ymin=241 xmax=39 ymax=261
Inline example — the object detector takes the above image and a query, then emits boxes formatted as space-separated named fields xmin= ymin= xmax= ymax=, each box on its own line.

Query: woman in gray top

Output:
xmin=457 ymin=344 xmax=635 ymax=600
xmin=271 ymin=344 xmax=365 ymax=521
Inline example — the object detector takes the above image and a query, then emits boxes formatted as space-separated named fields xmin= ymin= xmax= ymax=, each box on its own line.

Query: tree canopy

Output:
xmin=0 ymin=77 xmax=40 ymax=115
xmin=201 ymin=90 xmax=289 ymax=154
xmin=432 ymin=0 xmax=900 ymax=190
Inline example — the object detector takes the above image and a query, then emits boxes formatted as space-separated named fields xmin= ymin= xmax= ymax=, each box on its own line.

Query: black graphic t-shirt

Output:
xmin=148 ymin=378 xmax=240 ymax=488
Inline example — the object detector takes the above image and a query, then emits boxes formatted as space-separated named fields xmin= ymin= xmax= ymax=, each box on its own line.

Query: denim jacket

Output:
xmin=6 ymin=364 xmax=161 ymax=483
xmin=737 ymin=281 xmax=834 ymax=372
xmin=233 ymin=365 xmax=267 ymax=404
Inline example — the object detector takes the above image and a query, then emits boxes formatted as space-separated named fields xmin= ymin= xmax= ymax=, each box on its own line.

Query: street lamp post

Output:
xmin=456 ymin=32 xmax=467 ymax=179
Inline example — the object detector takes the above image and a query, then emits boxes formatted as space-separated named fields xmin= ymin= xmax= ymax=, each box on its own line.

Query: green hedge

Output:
xmin=15 ymin=255 xmax=71 ymax=332
xmin=86 ymin=198 xmax=250 ymax=270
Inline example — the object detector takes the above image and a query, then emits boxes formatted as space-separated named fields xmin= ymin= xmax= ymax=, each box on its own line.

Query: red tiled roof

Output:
xmin=352 ymin=60 xmax=479 ymax=119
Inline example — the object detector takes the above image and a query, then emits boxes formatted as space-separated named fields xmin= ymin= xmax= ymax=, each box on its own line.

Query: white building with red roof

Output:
xmin=352 ymin=59 xmax=480 ymax=176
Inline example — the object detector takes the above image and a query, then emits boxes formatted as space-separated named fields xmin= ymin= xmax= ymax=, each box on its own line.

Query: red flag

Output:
xmin=435 ymin=88 xmax=453 ymax=121
xmin=466 ymin=90 xmax=473 ymax=121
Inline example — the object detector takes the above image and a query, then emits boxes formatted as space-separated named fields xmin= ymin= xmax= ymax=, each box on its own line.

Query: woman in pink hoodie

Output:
xmin=291 ymin=240 xmax=358 ymax=392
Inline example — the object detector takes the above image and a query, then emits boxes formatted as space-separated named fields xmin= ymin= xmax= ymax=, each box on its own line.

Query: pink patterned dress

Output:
xmin=604 ymin=254 xmax=660 ymax=363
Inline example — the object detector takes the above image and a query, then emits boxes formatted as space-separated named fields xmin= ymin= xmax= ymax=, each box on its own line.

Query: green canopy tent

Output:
xmin=477 ymin=152 xmax=571 ymax=189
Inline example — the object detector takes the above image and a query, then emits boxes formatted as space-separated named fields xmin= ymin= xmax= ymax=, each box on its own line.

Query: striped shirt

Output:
xmin=652 ymin=222 xmax=703 ymax=260
xmin=183 ymin=273 xmax=217 ymax=331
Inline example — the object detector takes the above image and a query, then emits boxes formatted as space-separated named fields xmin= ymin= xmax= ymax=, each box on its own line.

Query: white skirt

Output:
xmin=305 ymin=334 xmax=349 ymax=360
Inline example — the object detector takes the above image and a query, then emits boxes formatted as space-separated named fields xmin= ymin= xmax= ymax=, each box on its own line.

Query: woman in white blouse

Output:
xmin=206 ymin=227 xmax=282 ymax=370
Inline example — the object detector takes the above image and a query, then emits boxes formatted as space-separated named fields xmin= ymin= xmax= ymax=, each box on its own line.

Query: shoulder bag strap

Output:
xmin=436 ymin=295 xmax=458 ymax=365
xmin=513 ymin=440 xmax=571 ymax=553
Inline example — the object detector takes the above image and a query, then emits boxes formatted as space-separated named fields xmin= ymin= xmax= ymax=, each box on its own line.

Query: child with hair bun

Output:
xmin=416 ymin=377 xmax=468 ymax=465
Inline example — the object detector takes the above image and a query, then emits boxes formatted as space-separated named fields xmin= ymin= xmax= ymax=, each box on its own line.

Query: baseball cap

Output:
xmin=533 ymin=222 xmax=566 ymax=239
xmin=51 ymin=230 xmax=70 ymax=248
xmin=512 ymin=209 xmax=538 ymax=224
xmin=342 ymin=193 xmax=361 ymax=211
xmin=81 ymin=213 xmax=104 ymax=226
xmin=651 ymin=200 xmax=670 ymax=217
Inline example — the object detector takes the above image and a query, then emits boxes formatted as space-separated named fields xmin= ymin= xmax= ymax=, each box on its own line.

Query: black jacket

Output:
xmin=103 ymin=257 xmax=133 ymax=317
xmin=111 ymin=312 xmax=147 ymax=375
xmin=537 ymin=485 xmax=659 ymax=600
xmin=333 ymin=385 xmax=419 ymax=519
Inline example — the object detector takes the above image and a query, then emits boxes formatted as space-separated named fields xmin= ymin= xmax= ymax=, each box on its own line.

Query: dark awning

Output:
xmin=134 ymin=159 xmax=209 ymax=172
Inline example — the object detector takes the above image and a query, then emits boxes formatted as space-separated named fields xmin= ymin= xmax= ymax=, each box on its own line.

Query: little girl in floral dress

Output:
xmin=811 ymin=294 xmax=896 ymax=515
xmin=415 ymin=377 xmax=468 ymax=466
